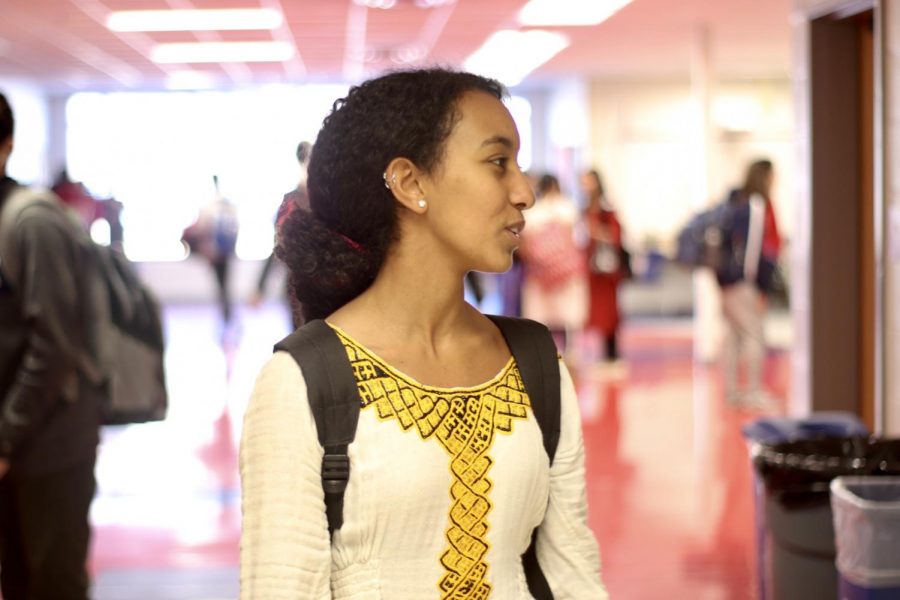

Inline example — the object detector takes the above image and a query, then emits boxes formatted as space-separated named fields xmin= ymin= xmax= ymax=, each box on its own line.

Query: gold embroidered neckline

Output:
xmin=331 ymin=324 xmax=533 ymax=599
xmin=326 ymin=322 xmax=516 ymax=393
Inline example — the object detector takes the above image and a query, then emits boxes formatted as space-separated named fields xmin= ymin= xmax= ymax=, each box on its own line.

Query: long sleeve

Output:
xmin=240 ymin=352 xmax=332 ymax=599
xmin=536 ymin=361 xmax=608 ymax=599
xmin=0 ymin=209 xmax=83 ymax=459
xmin=743 ymin=193 xmax=766 ymax=283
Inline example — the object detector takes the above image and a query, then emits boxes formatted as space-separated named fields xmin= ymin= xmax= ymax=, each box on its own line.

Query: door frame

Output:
xmin=796 ymin=0 xmax=884 ymax=431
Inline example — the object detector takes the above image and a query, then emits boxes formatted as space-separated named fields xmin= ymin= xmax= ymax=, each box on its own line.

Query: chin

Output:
xmin=474 ymin=252 xmax=515 ymax=274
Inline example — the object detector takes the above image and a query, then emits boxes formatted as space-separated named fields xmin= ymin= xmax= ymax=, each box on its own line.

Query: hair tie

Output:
xmin=275 ymin=195 xmax=298 ymax=231
xmin=339 ymin=232 xmax=365 ymax=254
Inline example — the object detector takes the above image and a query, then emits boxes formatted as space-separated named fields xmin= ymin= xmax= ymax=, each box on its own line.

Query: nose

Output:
xmin=511 ymin=169 xmax=535 ymax=210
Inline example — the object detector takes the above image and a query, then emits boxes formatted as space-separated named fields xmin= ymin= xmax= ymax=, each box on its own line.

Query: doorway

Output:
xmin=808 ymin=6 xmax=877 ymax=428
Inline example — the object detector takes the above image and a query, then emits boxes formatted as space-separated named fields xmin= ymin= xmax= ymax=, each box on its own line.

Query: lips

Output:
xmin=505 ymin=220 xmax=526 ymax=238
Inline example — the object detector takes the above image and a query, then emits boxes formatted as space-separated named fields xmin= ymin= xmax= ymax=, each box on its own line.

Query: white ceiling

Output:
xmin=0 ymin=0 xmax=792 ymax=93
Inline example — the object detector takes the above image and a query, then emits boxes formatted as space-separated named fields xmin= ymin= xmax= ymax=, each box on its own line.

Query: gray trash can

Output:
xmin=742 ymin=413 xmax=869 ymax=600
xmin=831 ymin=477 xmax=900 ymax=599
xmin=752 ymin=438 xmax=900 ymax=600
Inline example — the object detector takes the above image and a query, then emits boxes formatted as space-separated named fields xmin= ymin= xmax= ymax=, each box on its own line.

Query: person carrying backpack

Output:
xmin=239 ymin=69 xmax=607 ymax=599
xmin=0 ymin=92 xmax=101 ymax=600
xmin=183 ymin=175 xmax=240 ymax=329
xmin=717 ymin=159 xmax=782 ymax=409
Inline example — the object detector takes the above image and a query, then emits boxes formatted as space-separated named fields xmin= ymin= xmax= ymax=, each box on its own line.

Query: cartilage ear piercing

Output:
xmin=417 ymin=199 xmax=427 ymax=209
xmin=382 ymin=172 xmax=391 ymax=189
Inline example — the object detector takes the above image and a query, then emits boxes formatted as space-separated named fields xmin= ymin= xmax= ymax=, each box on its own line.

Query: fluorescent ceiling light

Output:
xmin=519 ymin=0 xmax=632 ymax=26
xmin=464 ymin=30 xmax=569 ymax=87
xmin=106 ymin=9 xmax=283 ymax=32
xmin=352 ymin=0 xmax=397 ymax=8
xmin=151 ymin=41 xmax=295 ymax=64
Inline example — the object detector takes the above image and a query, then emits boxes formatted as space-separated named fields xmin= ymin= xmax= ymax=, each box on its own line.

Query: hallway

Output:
xmin=88 ymin=304 xmax=788 ymax=599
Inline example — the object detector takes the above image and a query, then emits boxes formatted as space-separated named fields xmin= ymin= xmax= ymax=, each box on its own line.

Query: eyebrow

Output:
xmin=480 ymin=135 xmax=515 ymax=149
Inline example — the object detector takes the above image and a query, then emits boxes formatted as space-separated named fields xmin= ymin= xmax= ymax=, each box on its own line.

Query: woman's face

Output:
xmin=419 ymin=91 xmax=535 ymax=273
xmin=580 ymin=173 xmax=597 ymax=197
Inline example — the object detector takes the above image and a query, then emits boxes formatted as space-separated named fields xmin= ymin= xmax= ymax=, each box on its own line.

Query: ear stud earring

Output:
xmin=418 ymin=199 xmax=427 ymax=209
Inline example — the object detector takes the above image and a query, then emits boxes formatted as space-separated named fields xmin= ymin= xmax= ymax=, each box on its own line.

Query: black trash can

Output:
xmin=752 ymin=437 xmax=900 ymax=600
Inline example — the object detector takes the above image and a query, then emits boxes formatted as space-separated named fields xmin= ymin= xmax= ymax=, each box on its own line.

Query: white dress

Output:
xmin=239 ymin=326 xmax=607 ymax=599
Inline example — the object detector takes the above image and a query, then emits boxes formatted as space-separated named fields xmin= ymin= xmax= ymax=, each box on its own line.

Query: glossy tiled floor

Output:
xmin=87 ymin=304 xmax=788 ymax=599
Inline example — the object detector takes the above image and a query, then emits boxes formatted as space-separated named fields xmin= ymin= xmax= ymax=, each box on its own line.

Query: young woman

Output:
xmin=582 ymin=169 xmax=625 ymax=364
xmin=718 ymin=159 xmax=781 ymax=408
xmin=520 ymin=173 xmax=588 ymax=353
xmin=240 ymin=69 xmax=606 ymax=598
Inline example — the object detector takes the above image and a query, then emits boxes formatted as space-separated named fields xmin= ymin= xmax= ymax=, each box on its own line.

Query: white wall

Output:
xmin=0 ymin=78 xmax=50 ymax=186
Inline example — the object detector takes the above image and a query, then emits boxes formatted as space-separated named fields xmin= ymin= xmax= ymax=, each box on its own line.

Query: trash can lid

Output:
xmin=753 ymin=438 xmax=900 ymax=505
xmin=742 ymin=412 xmax=869 ymax=445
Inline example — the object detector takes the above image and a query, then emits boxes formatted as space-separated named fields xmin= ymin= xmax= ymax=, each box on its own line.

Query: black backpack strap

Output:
xmin=274 ymin=319 xmax=361 ymax=536
xmin=487 ymin=315 xmax=561 ymax=600
xmin=487 ymin=315 xmax=561 ymax=463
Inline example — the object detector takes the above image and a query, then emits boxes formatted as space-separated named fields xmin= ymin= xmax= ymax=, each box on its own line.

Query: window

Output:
xmin=67 ymin=85 xmax=348 ymax=261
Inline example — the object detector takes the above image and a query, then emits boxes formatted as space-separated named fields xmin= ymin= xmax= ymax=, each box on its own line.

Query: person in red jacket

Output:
xmin=581 ymin=169 xmax=626 ymax=364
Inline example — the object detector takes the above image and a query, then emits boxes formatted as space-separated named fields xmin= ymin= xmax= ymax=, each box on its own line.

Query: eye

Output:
xmin=490 ymin=156 xmax=509 ymax=170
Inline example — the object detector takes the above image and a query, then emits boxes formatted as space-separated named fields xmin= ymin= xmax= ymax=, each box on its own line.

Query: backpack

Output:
xmin=675 ymin=190 xmax=743 ymax=277
xmin=212 ymin=202 xmax=239 ymax=258
xmin=274 ymin=316 xmax=561 ymax=600
xmin=0 ymin=186 xmax=168 ymax=425
xmin=181 ymin=200 xmax=239 ymax=262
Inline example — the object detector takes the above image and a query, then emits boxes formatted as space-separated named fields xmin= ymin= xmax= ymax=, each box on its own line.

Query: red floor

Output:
xmin=87 ymin=305 xmax=789 ymax=599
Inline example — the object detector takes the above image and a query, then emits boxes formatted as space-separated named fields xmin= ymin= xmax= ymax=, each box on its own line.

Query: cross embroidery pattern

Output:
xmin=331 ymin=327 xmax=531 ymax=599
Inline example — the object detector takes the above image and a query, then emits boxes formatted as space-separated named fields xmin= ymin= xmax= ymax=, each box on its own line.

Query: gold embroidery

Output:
xmin=332 ymin=328 xmax=530 ymax=599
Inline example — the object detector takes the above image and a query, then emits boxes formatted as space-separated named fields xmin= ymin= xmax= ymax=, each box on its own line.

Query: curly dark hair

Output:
xmin=276 ymin=68 xmax=505 ymax=321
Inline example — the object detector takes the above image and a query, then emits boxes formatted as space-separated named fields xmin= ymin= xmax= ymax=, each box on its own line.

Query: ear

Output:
xmin=384 ymin=157 xmax=428 ymax=215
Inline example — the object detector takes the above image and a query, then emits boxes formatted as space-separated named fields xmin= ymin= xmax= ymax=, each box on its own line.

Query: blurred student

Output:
xmin=519 ymin=173 xmax=587 ymax=352
xmin=582 ymin=168 xmax=626 ymax=364
xmin=183 ymin=175 xmax=240 ymax=327
xmin=51 ymin=169 xmax=97 ymax=231
xmin=716 ymin=159 xmax=781 ymax=408
xmin=0 ymin=92 xmax=101 ymax=600
xmin=251 ymin=142 xmax=312 ymax=329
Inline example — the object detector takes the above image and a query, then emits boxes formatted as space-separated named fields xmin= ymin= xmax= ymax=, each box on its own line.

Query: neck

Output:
xmin=338 ymin=227 xmax=473 ymax=352
xmin=374 ymin=248 xmax=467 ymax=333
